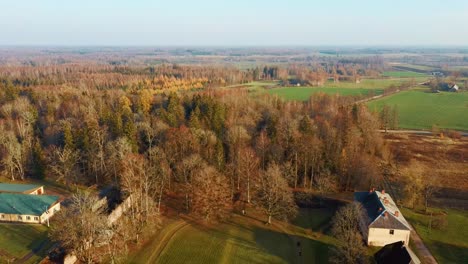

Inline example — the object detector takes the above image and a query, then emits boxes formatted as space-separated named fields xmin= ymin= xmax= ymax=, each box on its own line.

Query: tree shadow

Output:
xmin=253 ymin=227 xmax=333 ymax=264
xmin=430 ymin=241 xmax=468 ymax=264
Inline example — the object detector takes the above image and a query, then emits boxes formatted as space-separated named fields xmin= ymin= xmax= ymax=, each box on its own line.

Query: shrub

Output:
xmin=431 ymin=213 xmax=448 ymax=230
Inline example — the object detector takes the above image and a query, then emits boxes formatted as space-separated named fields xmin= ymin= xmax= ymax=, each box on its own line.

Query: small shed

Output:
xmin=450 ymin=84 xmax=459 ymax=92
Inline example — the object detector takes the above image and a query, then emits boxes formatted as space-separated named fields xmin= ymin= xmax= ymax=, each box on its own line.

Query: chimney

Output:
xmin=384 ymin=198 xmax=389 ymax=205
xmin=394 ymin=211 xmax=399 ymax=217
xmin=384 ymin=211 xmax=388 ymax=218
xmin=381 ymin=189 xmax=385 ymax=195
xmin=378 ymin=207 xmax=383 ymax=212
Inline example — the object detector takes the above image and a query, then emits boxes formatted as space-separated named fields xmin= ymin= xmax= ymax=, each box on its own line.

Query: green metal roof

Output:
xmin=0 ymin=183 xmax=42 ymax=193
xmin=0 ymin=193 xmax=59 ymax=216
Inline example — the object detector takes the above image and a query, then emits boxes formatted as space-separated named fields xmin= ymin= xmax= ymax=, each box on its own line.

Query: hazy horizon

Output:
xmin=2 ymin=0 xmax=468 ymax=46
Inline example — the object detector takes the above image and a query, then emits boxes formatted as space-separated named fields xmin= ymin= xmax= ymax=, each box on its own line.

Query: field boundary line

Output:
xmin=355 ymin=81 xmax=429 ymax=104
xmin=145 ymin=220 xmax=189 ymax=263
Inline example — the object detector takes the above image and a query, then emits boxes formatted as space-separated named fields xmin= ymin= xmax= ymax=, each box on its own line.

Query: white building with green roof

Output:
xmin=0 ymin=186 xmax=60 ymax=224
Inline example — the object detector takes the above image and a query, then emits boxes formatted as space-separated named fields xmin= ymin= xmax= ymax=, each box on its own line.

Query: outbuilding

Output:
xmin=0 ymin=193 xmax=60 ymax=224
xmin=0 ymin=183 xmax=44 ymax=195
xmin=450 ymin=84 xmax=459 ymax=92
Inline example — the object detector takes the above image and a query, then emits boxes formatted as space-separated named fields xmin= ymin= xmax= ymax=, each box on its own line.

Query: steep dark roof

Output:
xmin=370 ymin=214 xmax=410 ymax=230
xmin=355 ymin=191 xmax=410 ymax=230
xmin=354 ymin=191 xmax=384 ymax=222
xmin=374 ymin=241 xmax=412 ymax=264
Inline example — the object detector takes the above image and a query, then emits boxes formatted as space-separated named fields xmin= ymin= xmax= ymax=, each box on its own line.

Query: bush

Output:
xmin=446 ymin=130 xmax=462 ymax=140
xmin=431 ymin=213 xmax=448 ymax=230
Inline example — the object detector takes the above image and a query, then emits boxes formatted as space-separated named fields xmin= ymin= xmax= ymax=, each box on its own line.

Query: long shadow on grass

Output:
xmin=430 ymin=241 xmax=468 ymax=264
xmin=253 ymin=227 xmax=333 ymax=264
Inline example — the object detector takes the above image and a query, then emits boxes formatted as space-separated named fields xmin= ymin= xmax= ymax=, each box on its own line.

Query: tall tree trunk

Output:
xmin=247 ymin=171 xmax=251 ymax=203
xmin=309 ymin=166 xmax=314 ymax=189
xmin=303 ymin=160 xmax=307 ymax=188
xmin=294 ymin=152 xmax=298 ymax=189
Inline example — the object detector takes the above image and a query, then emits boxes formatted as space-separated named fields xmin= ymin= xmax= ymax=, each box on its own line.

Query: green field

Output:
xmin=392 ymin=63 xmax=435 ymax=71
xmin=131 ymin=207 xmax=341 ymax=264
xmin=367 ymin=89 xmax=468 ymax=130
xmin=383 ymin=71 xmax=428 ymax=78
xmin=401 ymin=208 xmax=468 ymax=264
xmin=267 ymin=87 xmax=382 ymax=101
xmin=0 ymin=224 xmax=50 ymax=263
xmin=258 ymin=78 xmax=430 ymax=101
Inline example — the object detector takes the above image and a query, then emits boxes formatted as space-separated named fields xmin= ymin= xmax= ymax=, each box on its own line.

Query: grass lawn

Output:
xmin=401 ymin=208 xmax=468 ymax=264
xmin=0 ymin=223 xmax=50 ymax=263
xmin=383 ymin=71 xmax=428 ymax=78
xmin=131 ymin=207 xmax=340 ymax=264
xmin=367 ymin=89 xmax=468 ymax=130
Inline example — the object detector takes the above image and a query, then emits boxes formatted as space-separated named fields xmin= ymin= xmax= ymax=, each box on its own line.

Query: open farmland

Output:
xmin=383 ymin=71 xmax=428 ymax=78
xmin=367 ymin=89 xmax=468 ymax=130
xmin=262 ymin=77 xmax=430 ymax=101
xmin=390 ymin=63 xmax=436 ymax=72
xmin=267 ymin=87 xmax=382 ymax=101
xmin=384 ymin=134 xmax=468 ymax=192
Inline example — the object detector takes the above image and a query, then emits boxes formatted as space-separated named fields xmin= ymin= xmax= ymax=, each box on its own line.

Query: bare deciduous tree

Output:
xmin=192 ymin=165 xmax=230 ymax=220
xmin=49 ymin=192 xmax=108 ymax=264
xmin=330 ymin=202 xmax=368 ymax=264
xmin=47 ymin=145 xmax=79 ymax=186
xmin=255 ymin=163 xmax=297 ymax=224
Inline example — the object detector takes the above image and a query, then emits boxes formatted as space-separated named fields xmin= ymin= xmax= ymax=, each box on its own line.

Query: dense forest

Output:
xmin=0 ymin=61 xmax=391 ymax=262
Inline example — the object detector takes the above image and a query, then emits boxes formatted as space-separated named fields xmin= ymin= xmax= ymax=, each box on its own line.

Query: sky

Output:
xmin=1 ymin=0 xmax=468 ymax=46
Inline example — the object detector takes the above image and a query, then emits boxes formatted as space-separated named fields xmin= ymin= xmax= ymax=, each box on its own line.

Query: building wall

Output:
xmin=0 ymin=213 xmax=41 ymax=223
xmin=27 ymin=186 xmax=44 ymax=195
xmin=40 ymin=202 xmax=61 ymax=224
xmin=0 ymin=202 xmax=60 ymax=224
xmin=368 ymin=228 xmax=410 ymax=247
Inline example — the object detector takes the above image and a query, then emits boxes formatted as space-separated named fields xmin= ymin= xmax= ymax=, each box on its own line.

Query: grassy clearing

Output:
xmin=383 ymin=71 xmax=428 ymax=78
xmin=0 ymin=223 xmax=50 ymax=263
xmin=367 ymin=89 xmax=468 ymax=130
xmin=401 ymin=208 xmax=468 ymax=264
xmin=133 ymin=207 xmax=340 ymax=264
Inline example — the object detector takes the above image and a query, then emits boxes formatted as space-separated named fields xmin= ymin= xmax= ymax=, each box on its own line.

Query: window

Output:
xmin=1 ymin=214 xmax=4 ymax=219
xmin=18 ymin=215 xmax=22 ymax=220
xmin=34 ymin=217 xmax=39 ymax=221
xmin=27 ymin=216 xmax=31 ymax=220
xmin=389 ymin=229 xmax=394 ymax=235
